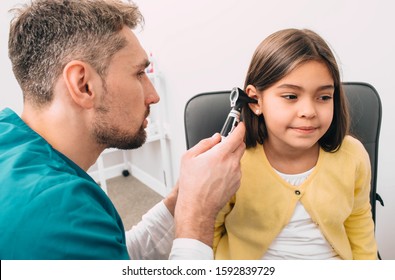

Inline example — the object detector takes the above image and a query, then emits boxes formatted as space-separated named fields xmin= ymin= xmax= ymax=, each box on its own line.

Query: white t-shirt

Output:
xmin=262 ymin=168 xmax=341 ymax=260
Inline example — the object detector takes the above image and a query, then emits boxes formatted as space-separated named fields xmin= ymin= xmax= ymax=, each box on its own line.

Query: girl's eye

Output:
xmin=282 ymin=94 xmax=297 ymax=100
xmin=319 ymin=95 xmax=333 ymax=101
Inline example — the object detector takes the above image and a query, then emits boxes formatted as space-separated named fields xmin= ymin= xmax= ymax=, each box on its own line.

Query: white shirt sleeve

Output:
xmin=125 ymin=201 xmax=213 ymax=260
xmin=169 ymin=238 xmax=214 ymax=260
xmin=125 ymin=201 xmax=174 ymax=260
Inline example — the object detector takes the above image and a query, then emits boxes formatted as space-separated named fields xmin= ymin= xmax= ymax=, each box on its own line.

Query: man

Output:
xmin=0 ymin=0 xmax=245 ymax=259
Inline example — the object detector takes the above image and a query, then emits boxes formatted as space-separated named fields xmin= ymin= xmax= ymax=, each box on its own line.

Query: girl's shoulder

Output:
xmin=340 ymin=135 xmax=367 ymax=154
xmin=333 ymin=135 xmax=370 ymax=165
xmin=242 ymin=143 xmax=265 ymax=162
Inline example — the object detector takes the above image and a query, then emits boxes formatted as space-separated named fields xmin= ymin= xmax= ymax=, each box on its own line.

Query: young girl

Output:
xmin=213 ymin=28 xmax=377 ymax=260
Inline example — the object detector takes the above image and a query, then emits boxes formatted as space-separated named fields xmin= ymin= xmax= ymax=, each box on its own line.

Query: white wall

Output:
xmin=1 ymin=0 xmax=394 ymax=259
xmin=133 ymin=0 xmax=395 ymax=259
xmin=0 ymin=0 xmax=23 ymax=113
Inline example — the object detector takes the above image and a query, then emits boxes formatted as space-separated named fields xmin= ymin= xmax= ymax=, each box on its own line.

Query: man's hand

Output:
xmin=174 ymin=123 xmax=246 ymax=246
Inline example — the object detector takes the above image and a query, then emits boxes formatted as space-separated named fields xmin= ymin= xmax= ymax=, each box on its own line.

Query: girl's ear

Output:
xmin=246 ymin=85 xmax=262 ymax=115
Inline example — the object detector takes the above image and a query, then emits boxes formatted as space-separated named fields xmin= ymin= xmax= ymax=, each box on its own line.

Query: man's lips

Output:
xmin=143 ymin=107 xmax=150 ymax=128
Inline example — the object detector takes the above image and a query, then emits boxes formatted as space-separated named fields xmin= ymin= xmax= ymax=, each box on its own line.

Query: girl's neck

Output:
xmin=263 ymin=140 xmax=320 ymax=175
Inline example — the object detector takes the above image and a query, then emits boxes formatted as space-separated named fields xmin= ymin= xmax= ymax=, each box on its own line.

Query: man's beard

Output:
xmin=94 ymin=121 xmax=147 ymax=150
xmin=92 ymin=105 xmax=148 ymax=150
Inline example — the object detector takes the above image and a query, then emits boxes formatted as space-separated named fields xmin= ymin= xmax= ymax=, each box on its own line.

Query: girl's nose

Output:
xmin=297 ymin=99 xmax=316 ymax=118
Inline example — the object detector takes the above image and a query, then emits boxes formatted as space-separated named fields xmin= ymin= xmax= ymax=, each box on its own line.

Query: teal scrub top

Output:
xmin=0 ymin=108 xmax=130 ymax=259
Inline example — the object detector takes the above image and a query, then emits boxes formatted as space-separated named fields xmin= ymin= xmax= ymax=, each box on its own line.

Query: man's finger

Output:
xmin=233 ymin=139 xmax=246 ymax=159
xmin=187 ymin=133 xmax=222 ymax=157
xmin=219 ymin=122 xmax=246 ymax=153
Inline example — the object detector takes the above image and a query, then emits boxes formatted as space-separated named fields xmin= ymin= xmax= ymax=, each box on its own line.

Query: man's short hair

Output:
xmin=8 ymin=0 xmax=143 ymax=107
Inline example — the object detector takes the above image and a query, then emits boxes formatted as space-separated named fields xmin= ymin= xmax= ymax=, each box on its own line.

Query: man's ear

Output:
xmin=63 ymin=61 xmax=96 ymax=109
xmin=245 ymin=84 xmax=261 ymax=115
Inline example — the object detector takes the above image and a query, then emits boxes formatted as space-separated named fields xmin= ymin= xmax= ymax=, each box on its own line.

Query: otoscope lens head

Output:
xmin=230 ymin=87 xmax=239 ymax=107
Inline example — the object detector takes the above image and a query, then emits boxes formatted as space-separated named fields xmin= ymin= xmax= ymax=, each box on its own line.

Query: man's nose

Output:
xmin=145 ymin=76 xmax=160 ymax=105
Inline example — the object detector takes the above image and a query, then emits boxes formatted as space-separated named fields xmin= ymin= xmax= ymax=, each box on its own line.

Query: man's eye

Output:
xmin=137 ymin=71 xmax=145 ymax=79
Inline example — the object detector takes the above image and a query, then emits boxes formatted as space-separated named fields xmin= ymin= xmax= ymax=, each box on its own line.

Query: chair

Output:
xmin=184 ymin=90 xmax=231 ymax=149
xmin=184 ymin=82 xmax=383 ymax=224
xmin=342 ymin=82 xmax=384 ymax=225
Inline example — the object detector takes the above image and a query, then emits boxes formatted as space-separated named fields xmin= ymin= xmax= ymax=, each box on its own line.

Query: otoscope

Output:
xmin=220 ymin=87 xmax=258 ymax=137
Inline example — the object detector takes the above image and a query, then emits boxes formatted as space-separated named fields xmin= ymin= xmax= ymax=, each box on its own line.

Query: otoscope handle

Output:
xmin=220 ymin=109 xmax=241 ymax=137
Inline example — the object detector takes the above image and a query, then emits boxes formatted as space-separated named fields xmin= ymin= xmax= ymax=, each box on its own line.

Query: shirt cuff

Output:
xmin=157 ymin=200 xmax=175 ymax=226
xmin=169 ymin=238 xmax=214 ymax=260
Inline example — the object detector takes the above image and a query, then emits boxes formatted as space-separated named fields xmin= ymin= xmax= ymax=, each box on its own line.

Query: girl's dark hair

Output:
xmin=242 ymin=28 xmax=349 ymax=152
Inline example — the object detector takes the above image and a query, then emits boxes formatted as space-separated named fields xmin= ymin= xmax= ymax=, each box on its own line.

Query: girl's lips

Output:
xmin=291 ymin=126 xmax=317 ymax=134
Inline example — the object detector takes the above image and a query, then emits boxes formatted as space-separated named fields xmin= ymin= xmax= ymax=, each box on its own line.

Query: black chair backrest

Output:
xmin=184 ymin=90 xmax=230 ymax=149
xmin=342 ymin=82 xmax=382 ymax=223
xmin=184 ymin=82 xmax=382 ymax=223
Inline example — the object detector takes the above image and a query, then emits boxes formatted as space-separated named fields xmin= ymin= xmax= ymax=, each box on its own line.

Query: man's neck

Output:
xmin=21 ymin=103 xmax=103 ymax=171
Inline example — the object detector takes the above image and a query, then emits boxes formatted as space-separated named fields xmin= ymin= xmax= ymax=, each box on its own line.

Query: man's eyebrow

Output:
xmin=134 ymin=59 xmax=150 ymax=69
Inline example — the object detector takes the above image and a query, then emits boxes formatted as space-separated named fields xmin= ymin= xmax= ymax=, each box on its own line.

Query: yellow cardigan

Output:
xmin=213 ymin=136 xmax=377 ymax=260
